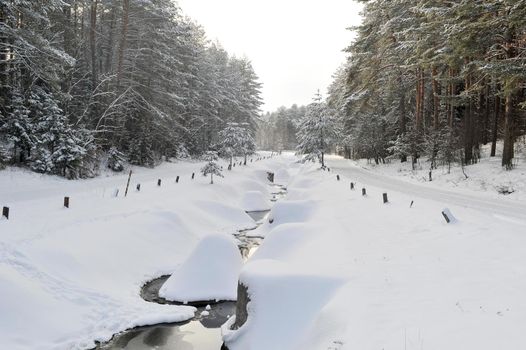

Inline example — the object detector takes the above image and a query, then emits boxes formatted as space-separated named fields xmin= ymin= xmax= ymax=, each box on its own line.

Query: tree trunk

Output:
xmin=399 ymin=76 xmax=407 ymax=162
xmin=463 ymin=63 xmax=473 ymax=165
xmin=89 ymin=0 xmax=98 ymax=89
xmin=105 ymin=3 xmax=117 ymax=74
xmin=116 ymin=0 xmax=129 ymax=88
xmin=210 ymin=173 xmax=213 ymax=184
xmin=321 ymin=151 xmax=325 ymax=168
xmin=491 ymin=94 xmax=500 ymax=157
xmin=448 ymin=67 xmax=456 ymax=129
xmin=501 ymin=29 xmax=517 ymax=170
xmin=502 ymin=93 xmax=514 ymax=169
xmin=432 ymin=66 xmax=440 ymax=130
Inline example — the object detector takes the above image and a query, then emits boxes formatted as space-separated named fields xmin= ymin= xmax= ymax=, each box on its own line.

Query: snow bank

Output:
xmin=267 ymin=199 xmax=318 ymax=226
xmin=159 ymin=234 xmax=243 ymax=303
xmin=0 ymin=155 xmax=288 ymax=349
xmin=251 ymin=223 xmax=315 ymax=261
xmin=222 ymin=259 xmax=344 ymax=350
xmin=274 ymin=168 xmax=291 ymax=184
xmin=241 ymin=191 xmax=271 ymax=212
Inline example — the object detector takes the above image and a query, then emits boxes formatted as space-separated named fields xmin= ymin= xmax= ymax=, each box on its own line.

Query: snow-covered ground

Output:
xmin=223 ymin=154 xmax=526 ymax=350
xmin=2 ymin=150 xmax=526 ymax=350
xmin=336 ymin=143 xmax=526 ymax=203
xmin=0 ymin=154 xmax=284 ymax=349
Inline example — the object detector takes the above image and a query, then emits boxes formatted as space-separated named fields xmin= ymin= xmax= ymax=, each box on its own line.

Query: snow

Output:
xmin=223 ymin=154 xmax=526 ymax=350
xmin=222 ymin=260 xmax=344 ymax=350
xmin=0 ymin=154 xmax=279 ymax=349
xmin=159 ymin=234 xmax=243 ymax=303
xmin=3 ymin=150 xmax=526 ymax=350
xmin=241 ymin=191 xmax=271 ymax=212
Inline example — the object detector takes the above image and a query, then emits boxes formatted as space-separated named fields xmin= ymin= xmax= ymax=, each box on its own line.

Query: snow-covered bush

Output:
xmin=107 ymin=147 xmax=126 ymax=172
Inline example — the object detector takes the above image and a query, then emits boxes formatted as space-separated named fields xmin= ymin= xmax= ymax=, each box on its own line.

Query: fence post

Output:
xmin=2 ymin=206 xmax=9 ymax=220
xmin=176 ymin=176 xmax=180 ymax=183
xmin=336 ymin=175 xmax=340 ymax=181
xmin=191 ymin=172 xmax=195 ymax=180
xmin=157 ymin=179 xmax=162 ymax=187
xmin=124 ymin=170 xmax=132 ymax=197
xmin=64 ymin=196 xmax=70 ymax=208
xmin=350 ymin=182 xmax=354 ymax=190
xmin=410 ymin=200 xmax=414 ymax=208
xmin=383 ymin=193 xmax=388 ymax=203
xmin=136 ymin=184 xmax=141 ymax=191
xmin=362 ymin=188 xmax=367 ymax=196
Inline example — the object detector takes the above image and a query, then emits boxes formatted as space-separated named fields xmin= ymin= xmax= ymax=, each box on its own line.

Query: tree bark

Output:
xmin=89 ymin=0 xmax=98 ymax=89
xmin=432 ymin=66 xmax=440 ymax=130
xmin=463 ymin=62 xmax=473 ymax=165
xmin=491 ymin=92 xmax=500 ymax=157
xmin=116 ymin=0 xmax=129 ymax=89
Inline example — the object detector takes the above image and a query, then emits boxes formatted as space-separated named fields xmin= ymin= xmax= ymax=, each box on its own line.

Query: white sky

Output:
xmin=176 ymin=0 xmax=363 ymax=112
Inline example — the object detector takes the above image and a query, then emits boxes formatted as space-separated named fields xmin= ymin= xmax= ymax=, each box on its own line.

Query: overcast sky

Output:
xmin=176 ymin=0 xmax=363 ymax=113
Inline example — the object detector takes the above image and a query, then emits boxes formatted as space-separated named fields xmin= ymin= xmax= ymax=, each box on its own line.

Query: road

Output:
xmin=328 ymin=158 xmax=526 ymax=222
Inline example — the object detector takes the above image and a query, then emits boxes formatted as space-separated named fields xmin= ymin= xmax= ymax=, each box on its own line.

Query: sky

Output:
xmin=176 ymin=0 xmax=364 ymax=113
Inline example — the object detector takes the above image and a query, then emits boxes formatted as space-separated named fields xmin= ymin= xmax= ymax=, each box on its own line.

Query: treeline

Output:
xmin=257 ymin=104 xmax=306 ymax=151
xmin=328 ymin=0 xmax=526 ymax=170
xmin=0 ymin=0 xmax=261 ymax=178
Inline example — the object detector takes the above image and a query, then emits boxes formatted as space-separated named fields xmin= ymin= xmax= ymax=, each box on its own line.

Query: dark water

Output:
xmin=97 ymin=302 xmax=235 ymax=350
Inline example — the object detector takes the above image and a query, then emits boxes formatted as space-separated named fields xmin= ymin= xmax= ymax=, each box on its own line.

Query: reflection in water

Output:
xmin=245 ymin=210 xmax=270 ymax=222
xmin=98 ymin=302 xmax=236 ymax=350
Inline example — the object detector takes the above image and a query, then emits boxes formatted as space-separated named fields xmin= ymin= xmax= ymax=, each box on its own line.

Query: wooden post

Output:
xmin=383 ymin=193 xmax=388 ymax=203
xmin=176 ymin=176 xmax=180 ymax=183
xmin=350 ymin=182 xmax=354 ymax=190
xmin=124 ymin=170 xmax=132 ymax=197
xmin=362 ymin=188 xmax=366 ymax=196
xmin=136 ymin=184 xmax=141 ymax=191
xmin=157 ymin=179 xmax=161 ymax=186
xmin=441 ymin=208 xmax=456 ymax=223
xmin=64 ymin=196 xmax=70 ymax=208
xmin=410 ymin=200 xmax=414 ymax=208
xmin=336 ymin=175 xmax=340 ymax=181
xmin=191 ymin=172 xmax=195 ymax=180
xmin=2 ymin=206 xmax=9 ymax=220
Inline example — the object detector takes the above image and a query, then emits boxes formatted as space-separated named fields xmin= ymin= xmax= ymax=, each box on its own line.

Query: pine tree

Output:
xmin=201 ymin=151 xmax=223 ymax=184
xmin=296 ymin=92 xmax=341 ymax=168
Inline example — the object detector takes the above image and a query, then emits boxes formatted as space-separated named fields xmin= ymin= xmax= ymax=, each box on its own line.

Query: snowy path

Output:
xmin=328 ymin=157 xmax=526 ymax=222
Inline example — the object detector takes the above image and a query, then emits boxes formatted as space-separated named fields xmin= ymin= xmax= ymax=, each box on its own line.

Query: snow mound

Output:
xmin=159 ymin=234 xmax=243 ymax=303
xmin=222 ymin=259 xmax=344 ymax=350
xmin=236 ymin=179 xmax=270 ymax=197
xmin=274 ymin=168 xmax=291 ymax=183
xmin=252 ymin=223 xmax=314 ymax=261
xmin=268 ymin=200 xmax=318 ymax=226
xmin=241 ymin=191 xmax=271 ymax=212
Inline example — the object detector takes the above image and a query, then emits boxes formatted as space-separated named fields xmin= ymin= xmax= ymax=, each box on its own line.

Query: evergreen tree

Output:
xmin=201 ymin=151 xmax=223 ymax=184
xmin=296 ymin=92 xmax=341 ymax=168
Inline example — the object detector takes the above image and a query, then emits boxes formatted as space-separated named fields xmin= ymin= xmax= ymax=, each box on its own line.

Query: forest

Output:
xmin=0 ymin=0 xmax=262 ymax=178
xmin=325 ymin=0 xmax=526 ymax=171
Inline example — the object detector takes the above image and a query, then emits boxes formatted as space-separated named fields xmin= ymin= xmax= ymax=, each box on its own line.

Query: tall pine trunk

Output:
xmin=116 ymin=0 xmax=129 ymax=88
xmin=491 ymin=94 xmax=500 ymax=157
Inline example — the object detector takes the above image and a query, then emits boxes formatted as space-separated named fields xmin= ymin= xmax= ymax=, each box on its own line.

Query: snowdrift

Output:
xmin=222 ymin=259 xmax=344 ymax=350
xmin=159 ymin=234 xmax=243 ymax=303
xmin=241 ymin=191 xmax=271 ymax=212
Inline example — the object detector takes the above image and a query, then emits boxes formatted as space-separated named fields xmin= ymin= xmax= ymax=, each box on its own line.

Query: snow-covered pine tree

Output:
xmin=201 ymin=151 xmax=223 ymax=184
xmin=296 ymin=92 xmax=341 ymax=168
xmin=107 ymin=147 xmax=126 ymax=172
xmin=0 ymin=90 xmax=34 ymax=163
xmin=216 ymin=122 xmax=249 ymax=169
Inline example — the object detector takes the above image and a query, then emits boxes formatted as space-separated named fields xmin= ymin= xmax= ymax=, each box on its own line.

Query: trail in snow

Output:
xmin=328 ymin=157 xmax=526 ymax=221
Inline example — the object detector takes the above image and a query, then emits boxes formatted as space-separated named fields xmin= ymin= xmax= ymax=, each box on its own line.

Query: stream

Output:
xmin=96 ymin=184 xmax=286 ymax=350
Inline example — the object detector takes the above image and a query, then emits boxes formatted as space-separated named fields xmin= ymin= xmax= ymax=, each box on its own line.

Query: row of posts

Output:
xmin=2 ymin=155 xmax=276 ymax=220
xmin=335 ymin=173 xmax=453 ymax=223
